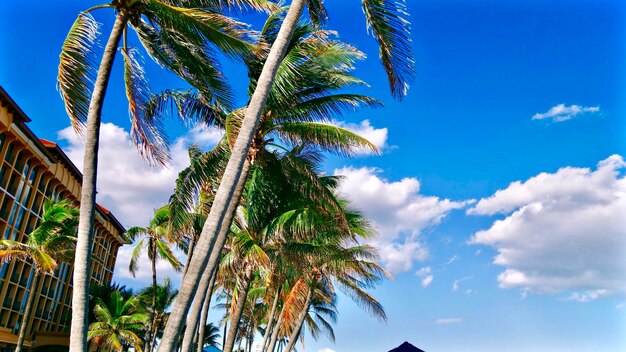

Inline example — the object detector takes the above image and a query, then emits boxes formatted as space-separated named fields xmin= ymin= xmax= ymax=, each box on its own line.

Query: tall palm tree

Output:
xmin=138 ymin=278 xmax=179 ymax=352
xmin=160 ymin=0 xmax=413 ymax=346
xmin=57 ymin=2 xmax=271 ymax=349
xmin=158 ymin=0 xmax=414 ymax=347
xmin=126 ymin=207 xmax=183 ymax=352
xmin=0 ymin=199 xmax=78 ymax=352
xmin=88 ymin=291 xmax=149 ymax=352
xmin=170 ymin=18 xmax=381 ymax=349
xmin=260 ymin=198 xmax=388 ymax=352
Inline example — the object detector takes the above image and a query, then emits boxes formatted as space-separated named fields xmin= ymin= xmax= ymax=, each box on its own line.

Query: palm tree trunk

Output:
xmin=196 ymin=271 xmax=217 ymax=352
xmin=183 ymin=235 xmax=197 ymax=276
xmin=156 ymin=2 xmax=306 ymax=349
xmin=283 ymin=287 xmax=312 ymax=352
xmin=181 ymin=161 xmax=251 ymax=352
xmin=180 ymin=266 xmax=215 ymax=352
xmin=69 ymin=12 xmax=127 ymax=352
xmin=265 ymin=300 xmax=288 ymax=352
xmin=223 ymin=266 xmax=254 ymax=352
xmin=260 ymin=287 xmax=281 ymax=351
xmin=237 ymin=334 xmax=244 ymax=352
xmin=15 ymin=272 xmax=40 ymax=352
xmin=222 ymin=319 xmax=228 ymax=349
xmin=148 ymin=242 xmax=158 ymax=352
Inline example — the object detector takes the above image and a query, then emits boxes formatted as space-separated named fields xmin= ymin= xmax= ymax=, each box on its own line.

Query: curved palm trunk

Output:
xmin=181 ymin=161 xmax=251 ymax=352
xmin=283 ymin=287 xmax=312 ymax=352
xmin=223 ymin=266 xmax=254 ymax=352
xmin=222 ymin=317 xmax=228 ymax=349
xmin=196 ymin=272 xmax=217 ymax=352
xmin=260 ymin=287 xmax=281 ymax=351
xmin=156 ymin=2 xmax=306 ymax=349
xmin=183 ymin=235 xmax=197 ymax=277
xmin=15 ymin=272 xmax=40 ymax=352
xmin=148 ymin=241 xmax=158 ymax=352
xmin=180 ymin=266 xmax=215 ymax=352
xmin=70 ymin=13 xmax=127 ymax=352
xmin=266 ymin=301 xmax=288 ymax=352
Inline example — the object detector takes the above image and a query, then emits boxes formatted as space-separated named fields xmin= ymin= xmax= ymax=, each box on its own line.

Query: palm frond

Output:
xmin=362 ymin=0 xmax=415 ymax=99
xmin=155 ymin=239 xmax=183 ymax=271
xmin=305 ymin=0 xmax=328 ymax=26
xmin=144 ymin=1 xmax=253 ymax=56
xmin=57 ymin=12 xmax=100 ymax=133
xmin=122 ymin=47 xmax=169 ymax=165
xmin=277 ymin=122 xmax=380 ymax=156
xmin=134 ymin=19 xmax=234 ymax=109
xmin=129 ymin=238 xmax=146 ymax=277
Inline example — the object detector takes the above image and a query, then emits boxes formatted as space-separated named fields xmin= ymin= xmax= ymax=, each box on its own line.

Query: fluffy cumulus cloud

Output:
xmin=335 ymin=167 xmax=469 ymax=273
xmin=532 ymin=103 xmax=599 ymax=122
xmin=58 ymin=122 xmax=223 ymax=226
xmin=468 ymin=155 xmax=626 ymax=300
xmin=58 ymin=122 xmax=223 ymax=288
xmin=331 ymin=119 xmax=388 ymax=155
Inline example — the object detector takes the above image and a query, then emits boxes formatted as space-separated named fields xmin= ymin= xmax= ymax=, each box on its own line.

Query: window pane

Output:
xmin=4 ymin=143 xmax=15 ymax=164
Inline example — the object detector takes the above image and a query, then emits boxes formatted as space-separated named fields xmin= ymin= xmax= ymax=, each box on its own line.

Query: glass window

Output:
xmin=4 ymin=143 xmax=15 ymax=165
xmin=0 ymin=163 xmax=7 ymax=186
xmin=13 ymin=206 xmax=26 ymax=231
xmin=31 ymin=192 xmax=43 ymax=216
xmin=0 ymin=196 xmax=12 ymax=219
xmin=6 ymin=171 xmax=20 ymax=196
xmin=13 ymin=151 xmax=25 ymax=172
xmin=6 ymin=202 xmax=18 ymax=228
xmin=21 ymin=160 xmax=30 ymax=179
xmin=18 ymin=184 xmax=32 ymax=208
xmin=0 ymin=263 xmax=7 ymax=279
xmin=0 ymin=133 xmax=5 ymax=151
xmin=28 ymin=166 xmax=38 ymax=185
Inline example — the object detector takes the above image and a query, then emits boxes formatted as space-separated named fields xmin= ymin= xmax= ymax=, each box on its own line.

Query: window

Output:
xmin=4 ymin=143 xmax=16 ymax=165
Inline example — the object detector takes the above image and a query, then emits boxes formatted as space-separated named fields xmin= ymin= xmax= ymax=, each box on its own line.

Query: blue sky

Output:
xmin=1 ymin=1 xmax=625 ymax=351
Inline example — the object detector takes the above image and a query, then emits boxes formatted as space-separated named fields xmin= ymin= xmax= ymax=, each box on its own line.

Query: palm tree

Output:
xmin=57 ymin=1 xmax=271 ymax=349
xmin=200 ymin=323 xmax=221 ymax=349
xmin=88 ymin=282 xmax=134 ymax=324
xmin=160 ymin=1 xmax=413 ymax=347
xmin=0 ymin=199 xmax=78 ymax=352
xmin=126 ymin=207 xmax=183 ymax=352
xmin=88 ymin=291 xmax=149 ymax=352
xmin=138 ymin=278 xmax=179 ymax=352
xmin=170 ymin=18 xmax=382 ymax=349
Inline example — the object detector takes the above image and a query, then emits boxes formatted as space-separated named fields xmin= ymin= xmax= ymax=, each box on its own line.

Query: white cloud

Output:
xmin=444 ymin=255 xmax=459 ymax=265
xmin=565 ymin=289 xmax=610 ymax=303
xmin=58 ymin=122 xmax=223 ymax=289
xmin=469 ymin=155 xmax=626 ymax=300
xmin=335 ymin=166 xmax=470 ymax=273
xmin=532 ymin=103 xmax=599 ymax=122
xmin=416 ymin=266 xmax=434 ymax=287
xmin=452 ymin=276 xmax=472 ymax=292
xmin=332 ymin=120 xmax=389 ymax=155
xmin=58 ymin=122 xmax=223 ymax=227
xmin=113 ymin=245 xmax=185 ymax=290
xmin=435 ymin=318 xmax=462 ymax=325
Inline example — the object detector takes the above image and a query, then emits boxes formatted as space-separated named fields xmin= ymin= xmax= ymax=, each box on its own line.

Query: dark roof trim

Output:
xmin=0 ymin=85 xmax=31 ymax=122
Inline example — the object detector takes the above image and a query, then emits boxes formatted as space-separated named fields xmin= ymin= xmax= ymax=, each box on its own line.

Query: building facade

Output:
xmin=0 ymin=87 xmax=126 ymax=350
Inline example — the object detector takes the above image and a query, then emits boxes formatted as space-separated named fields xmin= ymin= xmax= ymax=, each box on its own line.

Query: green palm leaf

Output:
xmin=57 ymin=12 xmax=100 ymax=133
xmin=276 ymin=122 xmax=380 ymax=156
xmin=362 ymin=0 xmax=415 ymax=99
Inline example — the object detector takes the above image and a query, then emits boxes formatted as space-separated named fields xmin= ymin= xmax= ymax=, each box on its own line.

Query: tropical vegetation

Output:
xmin=45 ymin=0 xmax=416 ymax=351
